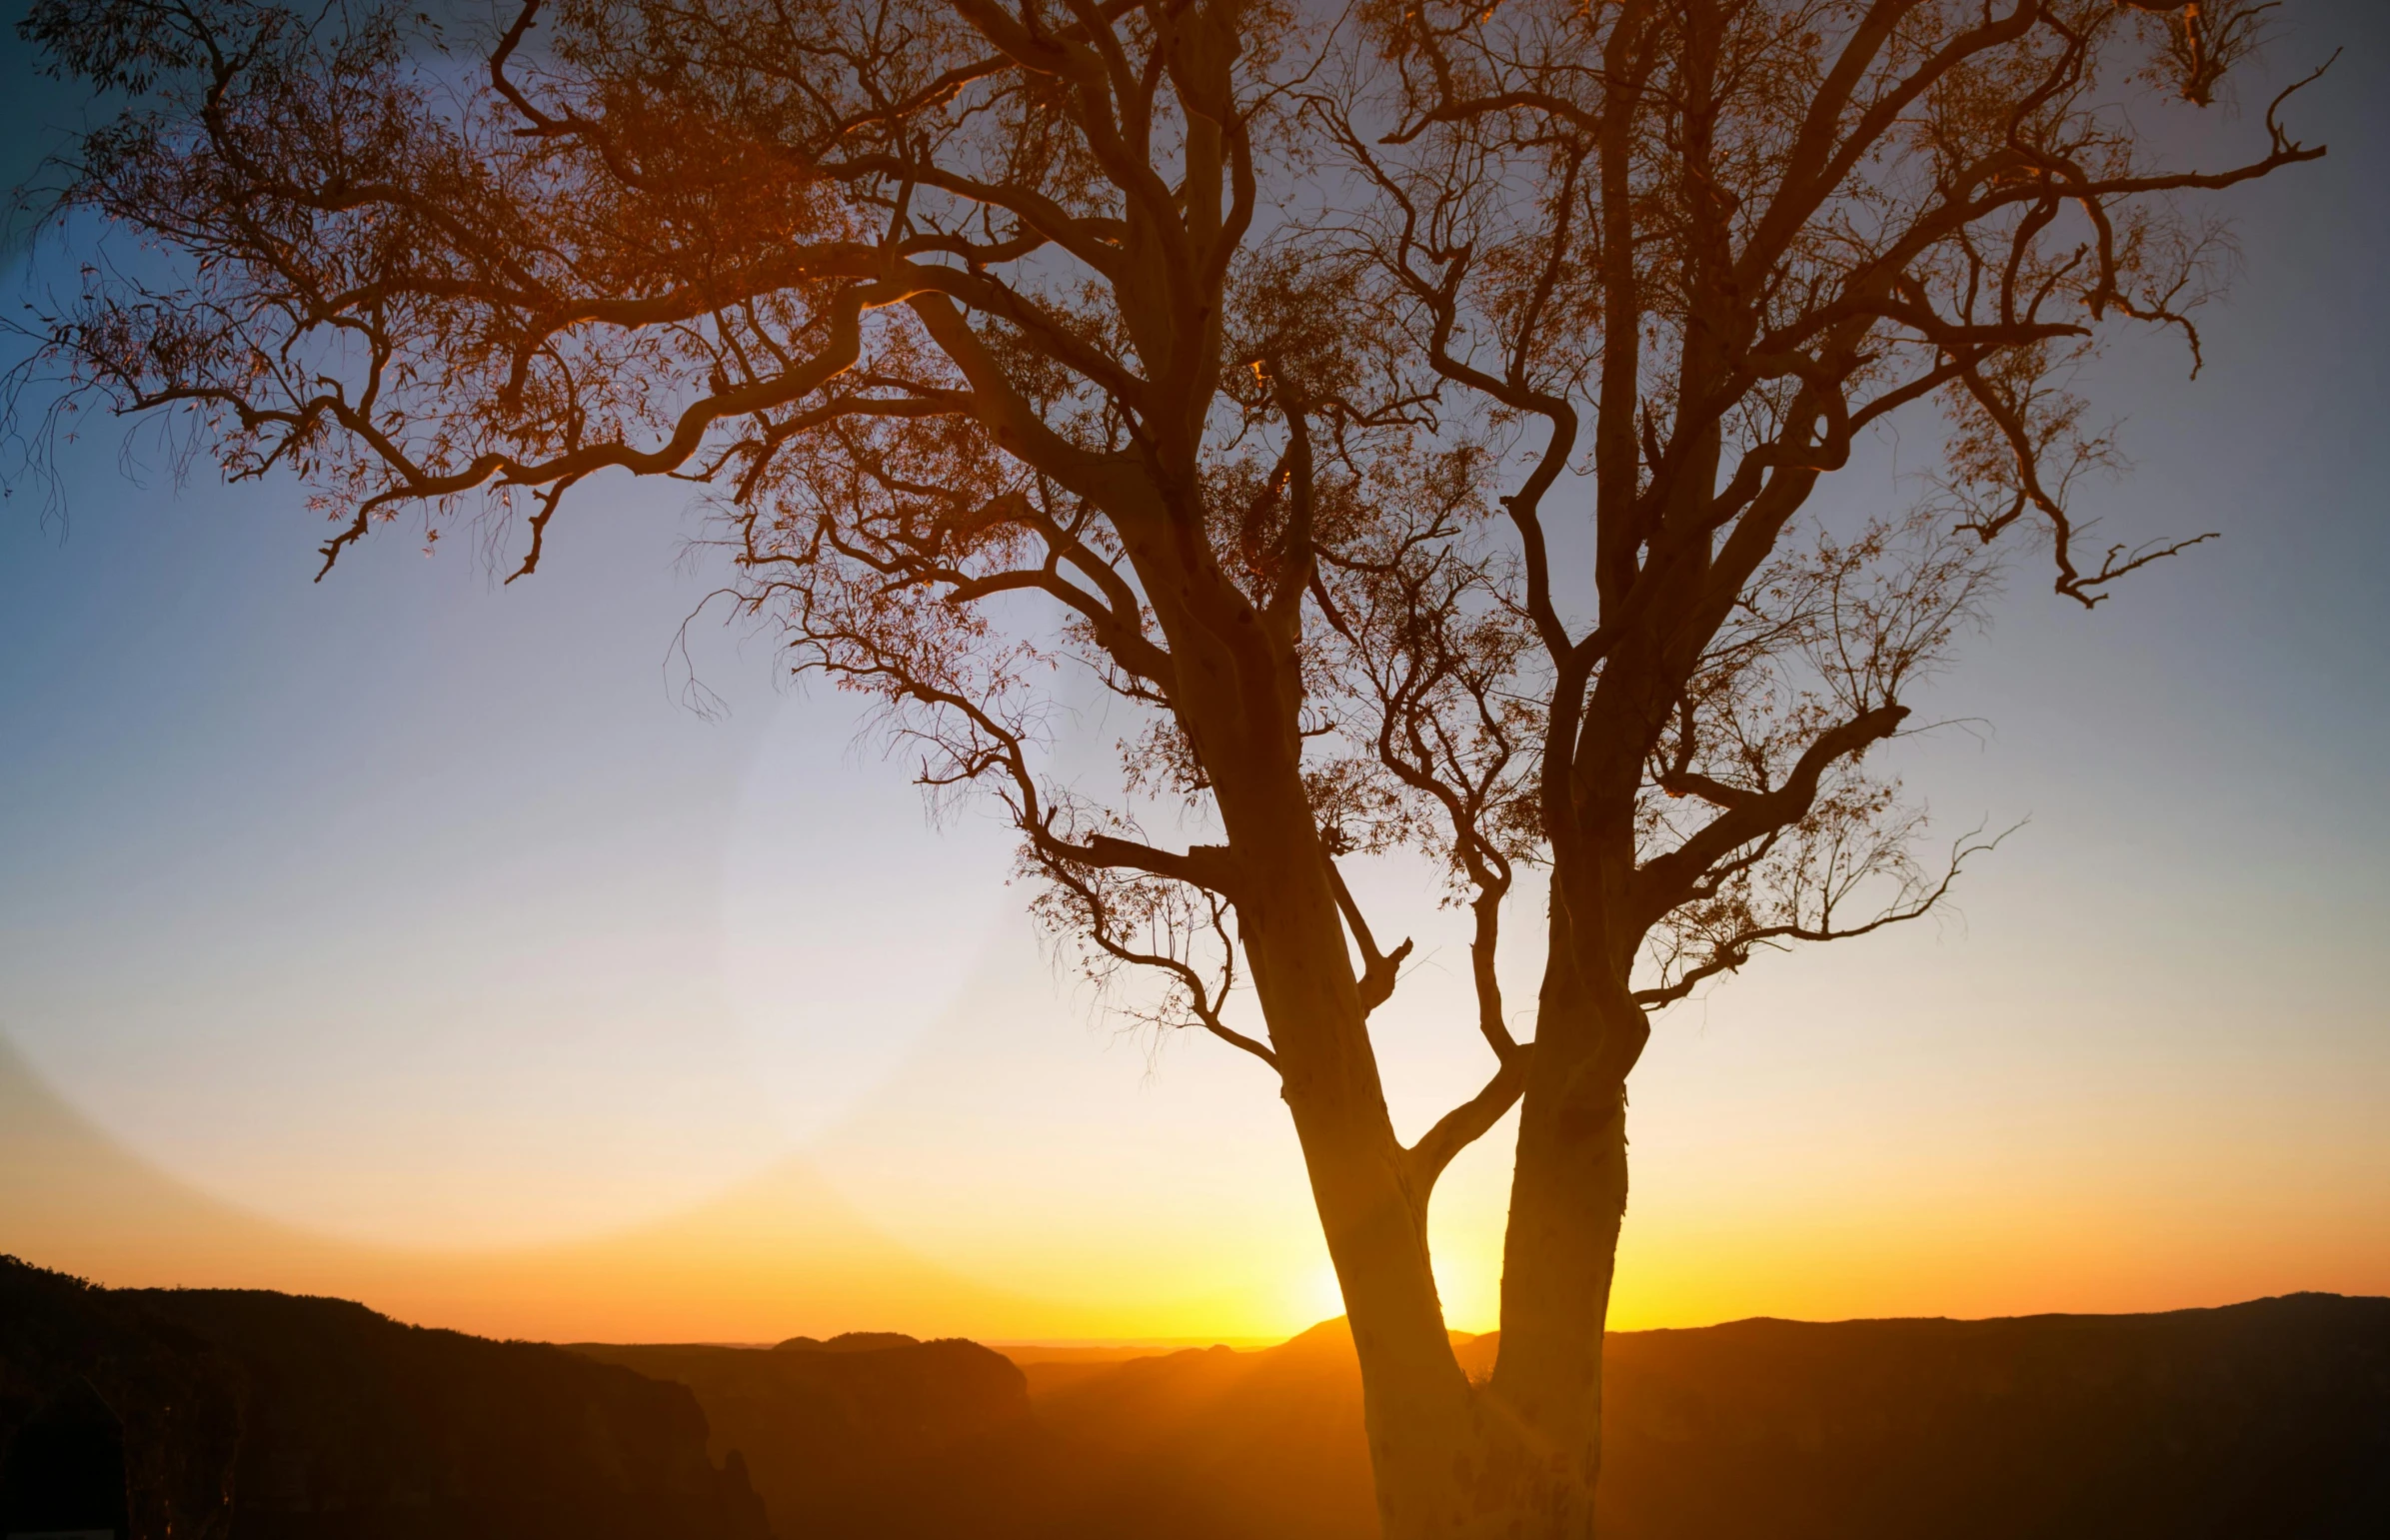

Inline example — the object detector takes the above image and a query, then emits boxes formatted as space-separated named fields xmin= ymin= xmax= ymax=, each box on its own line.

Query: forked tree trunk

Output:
xmin=1325 ymin=927 xmax=1636 ymax=1540
xmin=1210 ymin=775 xmax=1638 ymax=1535
xmin=1314 ymin=1093 xmax=1627 ymax=1540
xmin=1164 ymin=578 xmax=1634 ymax=1538
xmin=1209 ymin=772 xmax=1506 ymax=1537
xmin=1272 ymin=952 xmax=1633 ymax=1540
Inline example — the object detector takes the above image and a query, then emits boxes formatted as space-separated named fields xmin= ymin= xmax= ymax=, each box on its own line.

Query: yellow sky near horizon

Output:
xmin=9 ymin=917 xmax=2385 ymax=1349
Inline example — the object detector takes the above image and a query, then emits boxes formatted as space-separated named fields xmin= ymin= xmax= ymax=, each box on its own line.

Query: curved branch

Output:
xmin=1404 ymin=1049 xmax=1527 ymax=1197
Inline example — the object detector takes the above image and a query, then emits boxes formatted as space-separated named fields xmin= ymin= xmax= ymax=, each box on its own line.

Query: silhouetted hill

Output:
xmin=1008 ymin=1296 xmax=2390 ymax=1539
xmin=773 ymin=1330 xmax=925 ymax=1353
xmin=1583 ymin=1294 xmax=2390 ymax=1538
xmin=573 ymin=1334 xmax=1040 ymax=1536
xmin=0 ymin=1256 xmax=770 ymax=1540
xmin=1022 ymin=1317 xmax=1382 ymax=1538
xmin=11 ymin=1252 xmax=2386 ymax=1539
xmin=570 ymin=1322 xmax=1386 ymax=1539
xmin=1 ymin=1257 xmax=239 ymax=1538
xmin=598 ymin=1296 xmax=2390 ymax=1539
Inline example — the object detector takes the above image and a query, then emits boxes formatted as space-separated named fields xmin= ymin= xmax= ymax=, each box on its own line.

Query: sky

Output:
xmin=1 ymin=3 xmax=2385 ymax=1346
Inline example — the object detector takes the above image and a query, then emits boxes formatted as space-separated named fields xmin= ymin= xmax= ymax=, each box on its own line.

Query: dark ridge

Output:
xmin=0 ymin=1259 xmax=235 ymax=1540
xmin=10 ymin=1251 xmax=2386 ymax=1540
xmin=0 ymin=1255 xmax=771 ymax=1540
xmin=770 ymin=1330 xmax=922 ymax=1353
xmin=571 ymin=1294 xmax=2390 ymax=1539
xmin=573 ymin=1335 xmax=1037 ymax=1537
xmin=1585 ymin=1293 xmax=2390 ymax=1539
xmin=1004 ymin=1296 xmax=2390 ymax=1540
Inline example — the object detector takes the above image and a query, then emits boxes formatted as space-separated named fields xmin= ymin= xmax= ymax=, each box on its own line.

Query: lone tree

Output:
xmin=10 ymin=0 xmax=2321 ymax=1533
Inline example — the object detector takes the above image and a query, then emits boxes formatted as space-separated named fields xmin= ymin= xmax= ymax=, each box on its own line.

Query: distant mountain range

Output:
xmin=6 ymin=1253 xmax=2386 ymax=1537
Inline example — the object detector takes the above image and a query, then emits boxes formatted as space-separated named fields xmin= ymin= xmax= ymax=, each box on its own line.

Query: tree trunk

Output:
xmin=1202 ymin=724 xmax=1637 ymax=1535
xmin=1229 ymin=821 xmax=1482 ymax=1537
xmin=1288 ymin=1106 xmax=1486 ymax=1538
xmin=1477 ymin=916 xmax=1640 ymax=1538
xmin=1264 ymin=918 xmax=1631 ymax=1538
xmin=1151 ymin=576 xmax=1608 ymax=1537
xmin=1200 ymin=751 xmax=1515 ymax=1537
xmin=1482 ymin=1070 xmax=1629 ymax=1535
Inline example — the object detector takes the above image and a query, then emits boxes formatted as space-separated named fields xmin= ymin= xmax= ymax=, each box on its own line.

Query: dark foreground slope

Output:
xmin=0 ymin=1257 xmax=770 ymax=1540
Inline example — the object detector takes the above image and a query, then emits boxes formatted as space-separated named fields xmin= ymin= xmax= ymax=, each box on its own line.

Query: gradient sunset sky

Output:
xmin=2 ymin=2 xmax=2385 ymax=1345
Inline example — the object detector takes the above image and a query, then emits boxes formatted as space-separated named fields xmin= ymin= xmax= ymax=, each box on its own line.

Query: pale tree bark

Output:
xmin=1484 ymin=930 xmax=1638 ymax=1528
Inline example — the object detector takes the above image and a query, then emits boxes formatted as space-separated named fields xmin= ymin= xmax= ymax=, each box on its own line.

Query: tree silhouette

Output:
xmin=8 ymin=0 xmax=2323 ymax=1533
